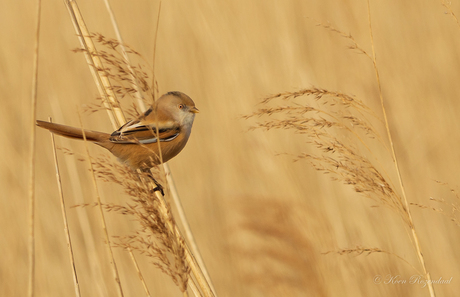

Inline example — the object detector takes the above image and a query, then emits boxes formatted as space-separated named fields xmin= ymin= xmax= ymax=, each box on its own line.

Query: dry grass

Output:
xmin=73 ymin=33 xmax=156 ymax=118
xmin=412 ymin=181 xmax=460 ymax=228
xmin=34 ymin=2 xmax=213 ymax=295
xmin=245 ymin=89 xmax=404 ymax=214
xmin=62 ymin=6 xmax=213 ymax=293
xmin=232 ymin=198 xmax=329 ymax=297
xmin=244 ymin=85 xmax=436 ymax=294
xmin=3 ymin=0 xmax=460 ymax=296
xmin=88 ymin=155 xmax=191 ymax=292
xmin=242 ymin=2 xmax=439 ymax=292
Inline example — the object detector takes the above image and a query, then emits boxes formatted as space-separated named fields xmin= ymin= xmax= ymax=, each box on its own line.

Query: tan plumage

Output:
xmin=37 ymin=91 xmax=199 ymax=169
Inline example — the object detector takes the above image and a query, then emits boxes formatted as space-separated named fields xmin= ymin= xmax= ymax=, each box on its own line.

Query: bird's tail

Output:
xmin=36 ymin=120 xmax=110 ymax=142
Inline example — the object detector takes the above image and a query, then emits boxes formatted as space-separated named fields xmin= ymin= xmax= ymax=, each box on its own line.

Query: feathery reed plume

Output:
xmin=101 ymin=0 xmax=148 ymax=111
xmin=72 ymin=33 xmax=155 ymax=118
xmin=245 ymin=85 xmax=433 ymax=294
xmin=316 ymin=22 xmax=372 ymax=59
xmin=73 ymin=33 xmax=215 ymax=296
xmin=412 ymin=181 xmax=460 ymax=227
xmin=233 ymin=198 xmax=327 ymax=297
xmin=64 ymin=0 xmax=125 ymax=127
xmin=79 ymin=155 xmax=191 ymax=293
xmin=63 ymin=2 xmax=215 ymax=294
xmin=440 ymin=0 xmax=460 ymax=29
xmin=323 ymin=246 xmax=420 ymax=274
xmin=245 ymin=89 xmax=406 ymax=215
xmin=245 ymin=4 xmax=439 ymax=294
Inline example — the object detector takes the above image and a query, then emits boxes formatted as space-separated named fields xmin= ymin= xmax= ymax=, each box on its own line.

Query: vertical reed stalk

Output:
xmin=64 ymin=1 xmax=216 ymax=295
xmin=127 ymin=248 xmax=151 ymax=297
xmin=78 ymin=112 xmax=125 ymax=297
xmin=101 ymin=0 xmax=147 ymax=110
xmin=163 ymin=164 xmax=217 ymax=295
xmin=49 ymin=118 xmax=82 ymax=297
xmin=28 ymin=0 xmax=41 ymax=296
xmin=100 ymin=1 xmax=216 ymax=294
xmin=64 ymin=0 xmax=126 ymax=128
xmin=153 ymin=189 xmax=214 ymax=297
xmin=151 ymin=1 xmax=161 ymax=100
xmin=366 ymin=1 xmax=435 ymax=296
xmin=51 ymin=93 xmax=109 ymax=296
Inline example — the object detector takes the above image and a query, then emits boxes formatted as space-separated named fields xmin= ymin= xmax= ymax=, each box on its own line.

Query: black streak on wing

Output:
xmin=109 ymin=125 xmax=180 ymax=143
xmin=143 ymin=107 xmax=153 ymax=117
xmin=110 ymin=127 xmax=173 ymax=137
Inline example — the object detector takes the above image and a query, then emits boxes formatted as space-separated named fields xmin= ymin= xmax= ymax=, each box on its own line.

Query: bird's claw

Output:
xmin=152 ymin=184 xmax=165 ymax=196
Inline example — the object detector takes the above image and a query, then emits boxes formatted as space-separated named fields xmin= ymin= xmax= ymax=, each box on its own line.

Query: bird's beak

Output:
xmin=190 ymin=107 xmax=200 ymax=114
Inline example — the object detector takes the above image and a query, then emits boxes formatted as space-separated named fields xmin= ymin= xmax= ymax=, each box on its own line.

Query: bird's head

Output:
xmin=157 ymin=91 xmax=199 ymax=126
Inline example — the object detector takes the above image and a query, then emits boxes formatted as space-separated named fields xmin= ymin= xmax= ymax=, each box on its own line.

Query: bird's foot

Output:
xmin=138 ymin=168 xmax=165 ymax=196
xmin=152 ymin=182 xmax=165 ymax=196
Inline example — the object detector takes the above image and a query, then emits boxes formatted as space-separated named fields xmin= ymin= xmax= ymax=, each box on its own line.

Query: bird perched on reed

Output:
xmin=37 ymin=91 xmax=199 ymax=189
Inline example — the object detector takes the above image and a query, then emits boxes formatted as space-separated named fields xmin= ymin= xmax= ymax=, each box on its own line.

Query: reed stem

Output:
xmin=49 ymin=118 xmax=82 ymax=297
xmin=28 ymin=0 xmax=42 ymax=295
xmin=366 ymin=1 xmax=435 ymax=296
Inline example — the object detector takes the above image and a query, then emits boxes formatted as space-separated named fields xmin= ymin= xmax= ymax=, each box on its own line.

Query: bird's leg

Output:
xmin=139 ymin=168 xmax=165 ymax=196
xmin=151 ymin=178 xmax=165 ymax=196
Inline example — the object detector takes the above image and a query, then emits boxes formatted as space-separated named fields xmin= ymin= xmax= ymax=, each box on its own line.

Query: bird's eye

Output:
xmin=178 ymin=104 xmax=184 ymax=109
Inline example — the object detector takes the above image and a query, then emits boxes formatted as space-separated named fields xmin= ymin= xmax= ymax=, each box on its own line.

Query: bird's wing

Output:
xmin=110 ymin=118 xmax=180 ymax=144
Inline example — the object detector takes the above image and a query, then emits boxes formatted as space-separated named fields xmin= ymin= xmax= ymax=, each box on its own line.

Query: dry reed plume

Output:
xmin=244 ymin=88 xmax=407 ymax=215
xmin=233 ymin=198 xmax=327 ymax=297
xmin=13 ymin=0 xmax=460 ymax=296
xmin=245 ymin=86 xmax=436 ymax=294
xmin=45 ymin=32 xmax=195 ymax=292
xmin=81 ymin=155 xmax=191 ymax=292
xmin=64 ymin=30 xmax=214 ymax=296
xmin=412 ymin=181 xmax=460 ymax=228
xmin=73 ymin=33 xmax=157 ymax=118
xmin=243 ymin=8 xmax=438 ymax=294
xmin=53 ymin=2 xmax=216 ymax=294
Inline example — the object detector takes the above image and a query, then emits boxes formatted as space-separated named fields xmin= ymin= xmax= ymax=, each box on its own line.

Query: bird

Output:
xmin=36 ymin=91 xmax=199 ymax=173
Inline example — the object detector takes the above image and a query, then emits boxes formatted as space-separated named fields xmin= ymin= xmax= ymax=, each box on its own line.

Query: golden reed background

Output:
xmin=2 ymin=0 xmax=460 ymax=296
